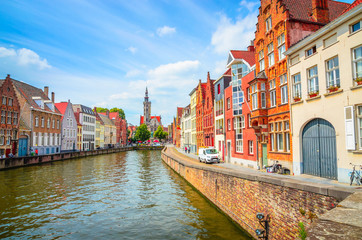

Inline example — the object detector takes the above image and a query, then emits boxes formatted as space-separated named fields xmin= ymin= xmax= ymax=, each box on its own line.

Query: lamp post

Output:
xmin=255 ymin=213 xmax=270 ymax=239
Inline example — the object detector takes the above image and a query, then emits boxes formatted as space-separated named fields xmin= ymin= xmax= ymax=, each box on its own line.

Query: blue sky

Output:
xmin=0 ymin=0 xmax=354 ymax=125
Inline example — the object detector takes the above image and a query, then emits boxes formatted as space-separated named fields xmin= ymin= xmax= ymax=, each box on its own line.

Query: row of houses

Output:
xmin=0 ymin=74 xmax=128 ymax=157
xmin=172 ymin=0 xmax=362 ymax=183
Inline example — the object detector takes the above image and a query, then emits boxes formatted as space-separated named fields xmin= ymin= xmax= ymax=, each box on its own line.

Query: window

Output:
xmin=259 ymin=50 xmax=265 ymax=71
xmin=261 ymin=92 xmax=266 ymax=108
xmin=57 ymin=120 xmax=60 ymax=129
xmin=227 ymin=119 xmax=231 ymax=131
xmin=47 ymin=118 xmax=50 ymax=128
xmin=249 ymin=141 xmax=254 ymax=154
xmin=251 ymin=84 xmax=258 ymax=110
xmin=52 ymin=119 xmax=55 ymax=128
xmin=307 ymin=66 xmax=319 ymax=94
xmin=268 ymin=43 xmax=274 ymax=66
xmin=351 ymin=21 xmax=361 ymax=33
xmin=277 ymin=33 xmax=286 ymax=60
xmin=234 ymin=117 xmax=243 ymax=153
xmin=326 ymin=56 xmax=340 ymax=88
xmin=306 ymin=46 xmax=316 ymax=57
xmin=2 ymin=97 xmax=6 ymax=105
xmin=248 ymin=114 xmax=251 ymax=128
xmin=7 ymin=112 xmax=11 ymax=124
xmin=280 ymin=74 xmax=287 ymax=85
xmin=8 ymin=98 xmax=13 ymax=106
xmin=247 ymin=87 xmax=250 ymax=101
xmin=41 ymin=117 xmax=44 ymax=127
xmin=217 ymin=84 xmax=220 ymax=94
xmin=241 ymin=115 xmax=245 ymax=128
xmin=352 ymin=46 xmax=362 ymax=80
xmin=266 ymin=16 xmax=272 ymax=32
xmin=280 ymin=85 xmax=288 ymax=104
xmin=227 ymin=98 xmax=231 ymax=110
xmin=35 ymin=116 xmax=39 ymax=127
xmin=270 ymin=121 xmax=290 ymax=152
xmin=1 ymin=111 xmax=5 ymax=124
xmin=358 ymin=106 xmax=362 ymax=149
xmin=292 ymin=73 xmax=301 ymax=99
xmin=13 ymin=112 xmax=18 ymax=125
xmin=269 ymin=79 xmax=276 ymax=107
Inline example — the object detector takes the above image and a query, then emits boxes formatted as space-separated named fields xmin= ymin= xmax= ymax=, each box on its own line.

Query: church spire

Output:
xmin=144 ymin=87 xmax=149 ymax=102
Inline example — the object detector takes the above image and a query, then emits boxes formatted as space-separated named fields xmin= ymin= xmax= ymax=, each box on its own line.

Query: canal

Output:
xmin=0 ymin=150 xmax=251 ymax=239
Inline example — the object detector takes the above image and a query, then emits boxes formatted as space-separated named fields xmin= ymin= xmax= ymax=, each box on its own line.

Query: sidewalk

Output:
xmin=173 ymin=146 xmax=360 ymax=190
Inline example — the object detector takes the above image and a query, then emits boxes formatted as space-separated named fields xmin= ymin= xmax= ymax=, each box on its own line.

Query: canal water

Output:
xmin=0 ymin=150 xmax=251 ymax=239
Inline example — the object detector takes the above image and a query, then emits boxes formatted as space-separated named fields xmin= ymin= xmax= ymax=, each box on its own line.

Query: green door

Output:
xmin=262 ymin=144 xmax=268 ymax=167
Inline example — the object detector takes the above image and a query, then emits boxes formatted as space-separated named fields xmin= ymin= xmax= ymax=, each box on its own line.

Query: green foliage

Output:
xmin=96 ymin=107 xmax=108 ymax=113
xmin=95 ymin=107 xmax=126 ymax=119
xmin=110 ymin=107 xmax=125 ymax=119
xmin=298 ymin=222 xmax=307 ymax=240
xmin=135 ymin=124 xmax=151 ymax=142
xmin=154 ymin=126 xmax=168 ymax=141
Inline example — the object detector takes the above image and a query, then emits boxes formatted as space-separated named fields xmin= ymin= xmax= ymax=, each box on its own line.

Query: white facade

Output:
xmin=181 ymin=106 xmax=191 ymax=150
xmin=286 ymin=5 xmax=362 ymax=183
xmin=73 ymin=104 xmax=96 ymax=151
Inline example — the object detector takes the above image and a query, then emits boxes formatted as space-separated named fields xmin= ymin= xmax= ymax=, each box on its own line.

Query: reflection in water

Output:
xmin=0 ymin=150 xmax=251 ymax=239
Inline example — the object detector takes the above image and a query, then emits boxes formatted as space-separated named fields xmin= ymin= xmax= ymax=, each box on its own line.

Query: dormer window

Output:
xmin=45 ymin=101 xmax=54 ymax=111
xmin=33 ymin=97 xmax=44 ymax=109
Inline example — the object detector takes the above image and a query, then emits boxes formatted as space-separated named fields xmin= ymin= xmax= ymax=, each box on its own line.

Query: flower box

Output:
xmin=327 ymin=86 xmax=339 ymax=93
xmin=355 ymin=77 xmax=362 ymax=86
xmin=293 ymin=97 xmax=301 ymax=102
xmin=309 ymin=92 xmax=319 ymax=98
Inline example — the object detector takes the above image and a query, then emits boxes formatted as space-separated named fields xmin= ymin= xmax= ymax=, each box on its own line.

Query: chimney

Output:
xmin=44 ymin=86 xmax=49 ymax=97
xmin=93 ymin=107 xmax=97 ymax=113
xmin=51 ymin=92 xmax=55 ymax=103
xmin=6 ymin=74 xmax=10 ymax=79
xmin=312 ymin=0 xmax=329 ymax=24
xmin=106 ymin=110 xmax=110 ymax=117
xmin=247 ymin=40 xmax=255 ymax=52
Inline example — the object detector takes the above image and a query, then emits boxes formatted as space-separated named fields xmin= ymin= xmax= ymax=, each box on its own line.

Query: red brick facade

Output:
xmin=251 ymin=0 xmax=349 ymax=170
xmin=203 ymin=72 xmax=215 ymax=147
xmin=0 ymin=75 xmax=21 ymax=156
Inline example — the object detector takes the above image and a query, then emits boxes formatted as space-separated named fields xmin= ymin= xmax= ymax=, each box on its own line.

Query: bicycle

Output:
xmin=349 ymin=163 xmax=362 ymax=186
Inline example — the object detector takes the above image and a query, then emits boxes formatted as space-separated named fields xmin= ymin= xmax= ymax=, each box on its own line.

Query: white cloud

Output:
xmin=125 ymin=69 xmax=142 ymax=78
xmin=0 ymin=47 xmax=51 ymax=69
xmin=211 ymin=12 xmax=257 ymax=54
xmin=239 ymin=0 xmax=258 ymax=12
xmin=127 ymin=46 xmax=137 ymax=54
xmin=157 ymin=26 xmax=176 ymax=37
xmin=0 ymin=47 xmax=16 ymax=57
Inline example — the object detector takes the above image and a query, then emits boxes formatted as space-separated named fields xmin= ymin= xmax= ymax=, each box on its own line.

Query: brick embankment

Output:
xmin=0 ymin=146 xmax=163 ymax=170
xmin=161 ymin=146 xmax=357 ymax=240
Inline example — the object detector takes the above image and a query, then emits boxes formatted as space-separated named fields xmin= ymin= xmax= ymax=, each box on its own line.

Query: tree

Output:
xmin=110 ymin=107 xmax=125 ymax=119
xmin=95 ymin=107 xmax=126 ymax=119
xmin=135 ymin=124 xmax=151 ymax=142
xmin=154 ymin=126 xmax=168 ymax=141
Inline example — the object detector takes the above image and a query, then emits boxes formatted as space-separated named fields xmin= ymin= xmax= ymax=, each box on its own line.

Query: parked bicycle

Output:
xmin=349 ymin=163 xmax=362 ymax=186
xmin=266 ymin=161 xmax=283 ymax=174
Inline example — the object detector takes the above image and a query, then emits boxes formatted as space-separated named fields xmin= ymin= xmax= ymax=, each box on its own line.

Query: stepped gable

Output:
xmin=282 ymin=0 xmax=350 ymax=23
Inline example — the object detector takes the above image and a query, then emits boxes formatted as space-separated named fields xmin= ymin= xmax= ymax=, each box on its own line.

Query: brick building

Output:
xmin=196 ymin=80 xmax=207 ymax=151
xmin=0 ymin=75 xmax=21 ymax=157
xmin=11 ymin=79 xmax=62 ymax=155
xmin=203 ymin=72 xmax=215 ymax=147
xmin=251 ymin=0 xmax=350 ymax=170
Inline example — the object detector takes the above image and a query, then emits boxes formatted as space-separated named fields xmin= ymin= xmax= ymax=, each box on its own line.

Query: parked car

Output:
xmin=198 ymin=147 xmax=220 ymax=164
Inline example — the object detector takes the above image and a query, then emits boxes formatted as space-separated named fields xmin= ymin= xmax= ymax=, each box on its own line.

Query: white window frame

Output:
xmin=352 ymin=46 xmax=362 ymax=80
xmin=292 ymin=73 xmax=301 ymax=99
xmin=249 ymin=140 xmax=254 ymax=154
xmin=280 ymin=85 xmax=288 ymax=104
xmin=307 ymin=66 xmax=319 ymax=94
xmin=357 ymin=105 xmax=362 ymax=150
xmin=326 ymin=56 xmax=340 ymax=88
xmin=278 ymin=33 xmax=286 ymax=60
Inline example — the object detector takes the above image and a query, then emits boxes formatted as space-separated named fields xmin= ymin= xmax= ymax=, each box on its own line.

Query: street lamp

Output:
xmin=255 ymin=213 xmax=269 ymax=239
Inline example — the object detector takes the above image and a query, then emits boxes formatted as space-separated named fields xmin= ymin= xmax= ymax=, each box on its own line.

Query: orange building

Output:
xmin=251 ymin=0 xmax=350 ymax=170
xmin=196 ymin=80 xmax=206 ymax=151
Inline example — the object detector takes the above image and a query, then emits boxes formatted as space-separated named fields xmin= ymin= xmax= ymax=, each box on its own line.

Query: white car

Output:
xmin=198 ymin=148 xmax=220 ymax=164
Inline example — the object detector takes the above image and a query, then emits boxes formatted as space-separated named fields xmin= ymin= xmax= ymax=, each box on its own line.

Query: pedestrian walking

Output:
xmin=184 ymin=146 xmax=187 ymax=153
xmin=188 ymin=147 xmax=190 ymax=154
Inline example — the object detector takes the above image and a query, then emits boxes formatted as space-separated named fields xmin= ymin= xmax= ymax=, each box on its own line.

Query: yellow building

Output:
xmin=189 ymin=88 xmax=197 ymax=153
xmin=99 ymin=113 xmax=116 ymax=147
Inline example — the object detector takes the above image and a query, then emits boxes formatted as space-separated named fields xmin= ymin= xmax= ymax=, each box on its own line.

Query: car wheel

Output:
xmin=199 ymin=157 xmax=201 ymax=162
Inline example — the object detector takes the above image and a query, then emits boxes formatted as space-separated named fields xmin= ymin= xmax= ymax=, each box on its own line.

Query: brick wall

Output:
xmin=162 ymin=149 xmax=342 ymax=239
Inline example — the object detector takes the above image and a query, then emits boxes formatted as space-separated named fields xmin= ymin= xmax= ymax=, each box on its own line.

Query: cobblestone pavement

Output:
xmin=172 ymin=146 xmax=360 ymax=190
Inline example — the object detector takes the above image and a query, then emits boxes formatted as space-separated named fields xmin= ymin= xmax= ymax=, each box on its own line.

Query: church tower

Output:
xmin=143 ymin=87 xmax=151 ymax=124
